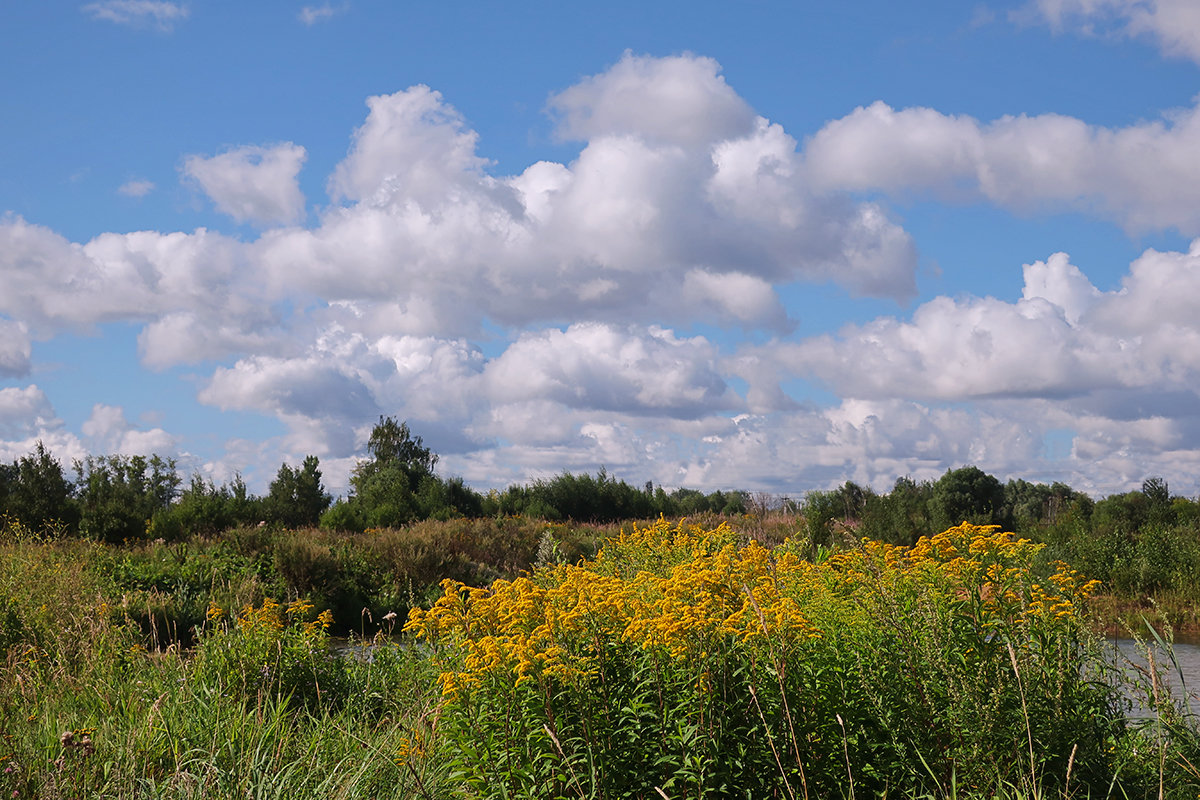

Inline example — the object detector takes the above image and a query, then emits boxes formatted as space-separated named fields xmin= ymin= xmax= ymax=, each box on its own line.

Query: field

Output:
xmin=2 ymin=514 xmax=1200 ymax=798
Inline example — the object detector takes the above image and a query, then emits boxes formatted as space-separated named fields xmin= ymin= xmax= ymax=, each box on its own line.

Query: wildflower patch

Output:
xmin=408 ymin=520 xmax=1118 ymax=797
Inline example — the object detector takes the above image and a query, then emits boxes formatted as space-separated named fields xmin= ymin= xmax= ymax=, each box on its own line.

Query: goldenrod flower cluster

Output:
xmin=827 ymin=523 xmax=1100 ymax=632
xmin=407 ymin=520 xmax=1099 ymax=699
xmin=211 ymin=597 xmax=333 ymax=639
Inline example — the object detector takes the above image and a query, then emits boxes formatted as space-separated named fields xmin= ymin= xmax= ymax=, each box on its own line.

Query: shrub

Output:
xmin=408 ymin=520 xmax=1127 ymax=797
xmin=193 ymin=598 xmax=349 ymax=710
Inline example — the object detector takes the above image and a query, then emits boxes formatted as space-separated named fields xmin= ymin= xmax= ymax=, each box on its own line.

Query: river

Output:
xmin=1104 ymin=636 xmax=1200 ymax=719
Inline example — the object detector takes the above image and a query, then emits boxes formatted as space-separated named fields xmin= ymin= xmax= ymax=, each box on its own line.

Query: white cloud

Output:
xmin=0 ymin=386 xmax=58 ymax=440
xmin=277 ymin=57 xmax=915 ymax=333
xmin=0 ymin=387 xmax=89 ymax=469
xmin=117 ymin=179 xmax=155 ymax=198
xmin=38 ymin=54 xmax=1200 ymax=494
xmin=547 ymin=52 xmax=756 ymax=147
xmin=807 ymin=99 xmax=1200 ymax=234
xmin=0 ymin=216 xmax=275 ymax=362
xmin=0 ymin=320 xmax=32 ymax=377
xmin=680 ymin=269 xmax=790 ymax=329
xmin=82 ymin=1 xmax=188 ymax=31
xmin=81 ymin=404 xmax=177 ymax=457
xmin=183 ymin=143 xmax=308 ymax=225
xmin=751 ymin=246 xmax=1200 ymax=403
xmin=1023 ymin=0 xmax=1200 ymax=63
xmin=327 ymin=85 xmax=490 ymax=206
xmin=299 ymin=3 xmax=345 ymax=25
xmin=483 ymin=323 xmax=738 ymax=418
xmin=704 ymin=239 xmax=1200 ymax=494
xmin=0 ymin=55 xmax=955 ymax=496
xmin=199 ymin=355 xmax=379 ymax=422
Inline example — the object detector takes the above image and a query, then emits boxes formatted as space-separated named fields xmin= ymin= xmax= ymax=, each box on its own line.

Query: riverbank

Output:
xmin=1089 ymin=592 xmax=1200 ymax=642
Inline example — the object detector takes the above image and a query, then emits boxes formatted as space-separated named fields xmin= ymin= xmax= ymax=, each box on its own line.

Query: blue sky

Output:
xmin=4 ymin=0 xmax=1200 ymax=497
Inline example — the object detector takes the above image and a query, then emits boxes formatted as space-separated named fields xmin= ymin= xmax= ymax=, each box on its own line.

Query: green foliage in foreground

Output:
xmin=3 ymin=517 xmax=1200 ymax=798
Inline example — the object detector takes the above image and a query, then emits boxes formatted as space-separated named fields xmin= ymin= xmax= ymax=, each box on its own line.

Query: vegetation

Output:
xmin=9 ymin=423 xmax=1200 ymax=795
xmin=409 ymin=520 xmax=1146 ymax=796
xmin=3 ymin=513 xmax=1200 ymax=798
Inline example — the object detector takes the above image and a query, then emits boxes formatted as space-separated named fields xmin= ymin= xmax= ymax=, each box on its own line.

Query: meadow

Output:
xmin=3 ymin=512 xmax=1200 ymax=799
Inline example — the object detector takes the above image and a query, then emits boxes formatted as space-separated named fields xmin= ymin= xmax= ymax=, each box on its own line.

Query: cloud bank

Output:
xmin=5 ymin=52 xmax=1200 ymax=496
xmin=1023 ymin=0 xmax=1200 ymax=63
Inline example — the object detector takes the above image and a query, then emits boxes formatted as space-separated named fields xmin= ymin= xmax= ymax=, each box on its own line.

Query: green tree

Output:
xmin=76 ymin=454 xmax=179 ymax=542
xmin=859 ymin=476 xmax=933 ymax=545
xmin=364 ymin=417 xmax=437 ymax=478
xmin=930 ymin=466 xmax=1004 ymax=530
xmin=265 ymin=455 xmax=331 ymax=529
xmin=0 ymin=460 xmax=14 ymax=516
xmin=151 ymin=474 xmax=234 ymax=539
xmin=225 ymin=473 xmax=262 ymax=526
xmin=8 ymin=441 xmax=77 ymax=533
xmin=339 ymin=417 xmax=464 ymax=529
xmin=802 ymin=481 xmax=874 ymax=547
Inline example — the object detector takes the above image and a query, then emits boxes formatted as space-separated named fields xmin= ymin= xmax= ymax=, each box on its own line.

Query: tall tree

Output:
xmin=364 ymin=417 xmax=438 ymax=479
xmin=265 ymin=455 xmax=331 ymax=529
xmin=76 ymin=454 xmax=179 ymax=542
xmin=930 ymin=466 xmax=1004 ymax=530
xmin=9 ymin=441 xmax=76 ymax=533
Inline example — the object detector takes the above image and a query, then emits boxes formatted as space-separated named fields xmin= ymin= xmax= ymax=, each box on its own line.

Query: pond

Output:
xmin=1105 ymin=636 xmax=1200 ymax=719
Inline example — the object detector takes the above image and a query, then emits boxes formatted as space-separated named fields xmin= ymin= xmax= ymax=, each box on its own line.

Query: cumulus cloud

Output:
xmin=1023 ymin=0 xmax=1200 ymax=63
xmin=806 ymin=99 xmax=1200 ymax=234
xmin=81 ymin=404 xmax=177 ymax=456
xmin=705 ymin=239 xmax=1200 ymax=494
xmin=752 ymin=247 xmax=1200 ymax=402
xmin=82 ymin=1 xmax=188 ymax=31
xmin=280 ymin=54 xmax=916 ymax=336
xmin=0 ymin=386 xmax=58 ymax=440
xmin=483 ymin=324 xmax=738 ymax=418
xmin=547 ymin=52 xmax=756 ymax=147
xmin=27 ymin=53 xmax=1200 ymax=496
xmin=0 ymin=216 xmax=280 ymax=367
xmin=0 ymin=320 xmax=32 ymax=377
xmin=0 ymin=386 xmax=89 ymax=469
xmin=183 ymin=143 xmax=308 ymax=225
xmin=4 ymin=54 xmax=917 ymax=377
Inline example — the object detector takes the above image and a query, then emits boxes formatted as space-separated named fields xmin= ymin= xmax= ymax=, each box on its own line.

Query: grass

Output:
xmin=2 ymin=514 xmax=1200 ymax=797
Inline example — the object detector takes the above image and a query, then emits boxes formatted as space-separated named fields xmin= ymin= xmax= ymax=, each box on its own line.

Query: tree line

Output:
xmin=0 ymin=417 xmax=748 ymax=543
xmin=8 ymin=417 xmax=1200 ymax=600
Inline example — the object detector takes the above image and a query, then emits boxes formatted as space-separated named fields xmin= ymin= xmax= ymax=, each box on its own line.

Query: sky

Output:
xmin=4 ymin=0 xmax=1200 ymax=498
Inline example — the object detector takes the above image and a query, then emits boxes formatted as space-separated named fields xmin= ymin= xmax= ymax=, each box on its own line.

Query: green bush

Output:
xmin=193 ymin=598 xmax=349 ymax=710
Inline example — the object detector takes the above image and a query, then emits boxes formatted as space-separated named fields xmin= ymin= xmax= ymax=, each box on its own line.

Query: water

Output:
xmin=1105 ymin=636 xmax=1200 ymax=719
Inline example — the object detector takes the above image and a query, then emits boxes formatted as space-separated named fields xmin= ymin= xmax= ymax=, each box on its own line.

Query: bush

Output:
xmin=408 ymin=520 xmax=1128 ymax=797
xmin=193 ymin=598 xmax=349 ymax=710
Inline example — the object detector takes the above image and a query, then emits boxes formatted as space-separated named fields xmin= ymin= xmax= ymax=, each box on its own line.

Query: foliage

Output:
xmin=194 ymin=598 xmax=348 ymax=710
xmin=150 ymin=474 xmax=236 ymax=540
xmin=801 ymin=480 xmax=873 ymax=547
xmin=484 ymin=470 xmax=748 ymax=522
xmin=75 ymin=453 xmax=180 ymax=543
xmin=408 ymin=520 xmax=1136 ymax=797
xmin=6 ymin=513 xmax=1200 ymax=797
xmin=331 ymin=417 xmax=482 ymax=530
xmin=6 ymin=441 xmax=77 ymax=533
xmin=264 ymin=455 xmax=331 ymax=529
xmin=930 ymin=465 xmax=1006 ymax=529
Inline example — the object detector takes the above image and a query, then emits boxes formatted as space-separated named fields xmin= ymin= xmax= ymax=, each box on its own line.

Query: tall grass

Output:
xmin=408 ymin=520 xmax=1200 ymax=798
xmin=4 ymin=513 xmax=1200 ymax=798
